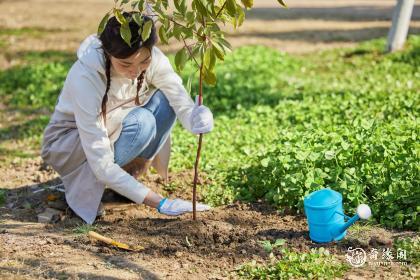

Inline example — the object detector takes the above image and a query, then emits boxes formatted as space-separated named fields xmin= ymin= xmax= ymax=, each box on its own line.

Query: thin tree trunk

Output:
xmin=192 ymin=64 xmax=204 ymax=220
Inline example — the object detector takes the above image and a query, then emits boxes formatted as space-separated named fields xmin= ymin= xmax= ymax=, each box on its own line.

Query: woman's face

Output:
xmin=110 ymin=47 xmax=152 ymax=80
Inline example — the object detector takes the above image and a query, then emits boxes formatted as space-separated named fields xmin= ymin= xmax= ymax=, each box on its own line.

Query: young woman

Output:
xmin=41 ymin=12 xmax=213 ymax=224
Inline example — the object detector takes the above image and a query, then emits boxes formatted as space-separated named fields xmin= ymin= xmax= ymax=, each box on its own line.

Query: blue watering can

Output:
xmin=303 ymin=188 xmax=372 ymax=243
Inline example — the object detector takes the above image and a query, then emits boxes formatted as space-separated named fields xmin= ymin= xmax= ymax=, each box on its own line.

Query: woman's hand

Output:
xmin=190 ymin=95 xmax=214 ymax=134
xmin=157 ymin=198 xmax=211 ymax=216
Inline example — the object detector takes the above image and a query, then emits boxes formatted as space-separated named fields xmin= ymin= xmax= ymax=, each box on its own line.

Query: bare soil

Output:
xmin=0 ymin=158 xmax=418 ymax=279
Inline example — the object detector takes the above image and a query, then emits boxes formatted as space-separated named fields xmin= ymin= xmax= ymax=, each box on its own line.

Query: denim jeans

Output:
xmin=113 ymin=89 xmax=176 ymax=167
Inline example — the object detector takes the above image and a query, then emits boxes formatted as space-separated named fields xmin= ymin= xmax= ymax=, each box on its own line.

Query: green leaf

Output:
xmin=193 ymin=0 xmax=208 ymax=17
xmin=158 ymin=25 xmax=168 ymax=44
xmin=120 ymin=22 xmax=132 ymax=47
xmin=240 ymin=0 xmax=253 ymax=9
xmin=277 ymin=0 xmax=287 ymax=7
xmin=141 ymin=20 xmax=153 ymax=42
xmin=186 ymin=73 xmax=194 ymax=95
xmin=218 ymin=37 xmax=232 ymax=52
xmin=132 ymin=13 xmax=143 ymax=27
xmin=341 ymin=141 xmax=350 ymax=150
xmin=137 ymin=0 xmax=145 ymax=10
xmin=97 ymin=13 xmax=110 ymax=35
xmin=114 ymin=8 xmax=127 ymax=25
xmin=261 ymin=158 xmax=270 ymax=167
xmin=361 ymin=119 xmax=374 ymax=130
xmin=203 ymin=67 xmax=216 ymax=86
xmin=211 ymin=41 xmax=225 ymax=60
xmin=175 ymin=47 xmax=188 ymax=72
xmin=234 ymin=6 xmax=245 ymax=28
xmin=203 ymin=47 xmax=216 ymax=72
xmin=324 ymin=150 xmax=335 ymax=160
xmin=226 ymin=0 xmax=237 ymax=17
xmin=175 ymin=0 xmax=187 ymax=15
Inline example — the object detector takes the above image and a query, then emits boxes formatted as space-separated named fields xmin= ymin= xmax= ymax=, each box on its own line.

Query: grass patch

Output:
xmin=393 ymin=237 xmax=420 ymax=265
xmin=0 ymin=27 xmax=67 ymax=37
xmin=4 ymin=50 xmax=76 ymax=66
xmin=72 ymin=224 xmax=97 ymax=235
xmin=237 ymin=247 xmax=349 ymax=279
xmin=0 ymin=115 xmax=50 ymax=141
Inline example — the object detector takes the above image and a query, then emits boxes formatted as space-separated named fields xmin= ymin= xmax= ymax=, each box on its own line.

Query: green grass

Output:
xmin=237 ymin=247 xmax=349 ymax=279
xmin=173 ymin=35 xmax=420 ymax=230
xmin=0 ymin=35 xmax=418 ymax=230
xmin=72 ymin=224 xmax=97 ymax=235
xmin=393 ymin=237 xmax=420 ymax=265
xmin=0 ymin=27 xmax=67 ymax=37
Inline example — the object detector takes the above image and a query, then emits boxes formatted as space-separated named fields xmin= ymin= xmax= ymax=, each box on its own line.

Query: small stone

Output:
xmin=45 ymin=238 xmax=55 ymax=244
xmin=241 ymin=249 xmax=246 ymax=254
xmin=175 ymin=251 xmax=183 ymax=257
xmin=180 ymin=262 xmax=189 ymax=269
xmin=37 ymin=208 xmax=63 ymax=223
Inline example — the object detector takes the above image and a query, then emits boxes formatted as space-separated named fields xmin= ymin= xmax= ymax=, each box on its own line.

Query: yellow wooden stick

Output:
xmin=88 ymin=231 xmax=144 ymax=251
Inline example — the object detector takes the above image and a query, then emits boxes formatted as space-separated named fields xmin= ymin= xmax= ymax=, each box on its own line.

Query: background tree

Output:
xmin=98 ymin=0 xmax=287 ymax=220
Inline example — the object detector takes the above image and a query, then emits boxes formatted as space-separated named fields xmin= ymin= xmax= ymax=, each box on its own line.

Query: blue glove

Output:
xmin=157 ymin=198 xmax=211 ymax=216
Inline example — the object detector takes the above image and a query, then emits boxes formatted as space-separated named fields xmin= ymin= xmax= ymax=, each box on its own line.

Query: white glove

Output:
xmin=157 ymin=198 xmax=211 ymax=216
xmin=190 ymin=95 xmax=214 ymax=134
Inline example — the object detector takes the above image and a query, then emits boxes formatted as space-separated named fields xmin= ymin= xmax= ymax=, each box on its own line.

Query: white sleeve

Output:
xmin=149 ymin=47 xmax=195 ymax=132
xmin=67 ymin=66 xmax=150 ymax=203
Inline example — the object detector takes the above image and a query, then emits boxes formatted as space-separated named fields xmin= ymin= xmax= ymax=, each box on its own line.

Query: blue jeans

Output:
xmin=113 ymin=89 xmax=176 ymax=167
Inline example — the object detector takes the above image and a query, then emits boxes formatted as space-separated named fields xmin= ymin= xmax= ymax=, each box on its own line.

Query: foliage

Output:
xmin=259 ymin=239 xmax=286 ymax=254
xmin=99 ymin=0 xmax=286 ymax=87
xmin=214 ymin=37 xmax=418 ymax=230
xmin=0 ymin=36 xmax=418 ymax=230
xmin=394 ymin=237 xmax=420 ymax=264
xmin=0 ymin=62 xmax=70 ymax=110
xmin=72 ymin=224 xmax=97 ymax=235
xmin=237 ymin=247 xmax=349 ymax=279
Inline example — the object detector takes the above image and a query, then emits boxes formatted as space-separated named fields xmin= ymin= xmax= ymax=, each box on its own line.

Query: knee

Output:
xmin=123 ymin=108 xmax=157 ymax=140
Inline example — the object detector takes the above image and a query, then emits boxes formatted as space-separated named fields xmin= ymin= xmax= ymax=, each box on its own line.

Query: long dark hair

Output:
xmin=99 ymin=12 xmax=157 ymax=126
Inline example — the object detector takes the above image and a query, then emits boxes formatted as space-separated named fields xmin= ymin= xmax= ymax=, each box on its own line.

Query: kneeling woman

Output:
xmin=41 ymin=13 xmax=213 ymax=224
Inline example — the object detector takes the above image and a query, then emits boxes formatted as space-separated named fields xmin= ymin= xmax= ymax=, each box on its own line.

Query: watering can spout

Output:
xmin=334 ymin=204 xmax=372 ymax=237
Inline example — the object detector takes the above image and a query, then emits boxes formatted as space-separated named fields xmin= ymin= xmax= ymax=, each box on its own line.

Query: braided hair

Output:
xmin=99 ymin=12 xmax=157 ymax=127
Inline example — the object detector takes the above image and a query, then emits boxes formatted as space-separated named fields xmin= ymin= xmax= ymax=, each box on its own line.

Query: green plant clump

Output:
xmin=237 ymin=247 xmax=349 ymax=279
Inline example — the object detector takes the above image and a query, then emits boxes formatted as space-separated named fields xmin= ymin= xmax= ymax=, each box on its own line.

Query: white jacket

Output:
xmin=54 ymin=34 xmax=195 ymax=204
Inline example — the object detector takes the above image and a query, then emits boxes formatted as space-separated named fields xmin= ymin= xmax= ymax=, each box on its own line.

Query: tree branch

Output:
xmin=215 ymin=1 xmax=228 ymax=19
xmin=181 ymin=35 xmax=200 ymax=68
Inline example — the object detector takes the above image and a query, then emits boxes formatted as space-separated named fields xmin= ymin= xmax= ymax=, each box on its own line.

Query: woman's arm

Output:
xmin=67 ymin=63 xmax=151 ymax=204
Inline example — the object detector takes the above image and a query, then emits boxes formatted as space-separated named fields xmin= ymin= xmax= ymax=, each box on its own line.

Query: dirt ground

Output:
xmin=0 ymin=0 xmax=419 ymax=279
xmin=0 ymin=160 xmax=418 ymax=279
xmin=0 ymin=158 xmax=418 ymax=279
